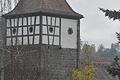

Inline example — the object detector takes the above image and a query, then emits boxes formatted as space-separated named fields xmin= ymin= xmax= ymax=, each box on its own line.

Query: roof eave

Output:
xmin=3 ymin=11 xmax=84 ymax=20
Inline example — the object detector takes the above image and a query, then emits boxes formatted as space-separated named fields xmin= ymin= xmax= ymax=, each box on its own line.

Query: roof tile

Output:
xmin=4 ymin=0 xmax=83 ymax=18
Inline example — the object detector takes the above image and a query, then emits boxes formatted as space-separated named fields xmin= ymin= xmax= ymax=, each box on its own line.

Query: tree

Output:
xmin=116 ymin=32 xmax=120 ymax=43
xmin=0 ymin=0 xmax=20 ymax=15
xmin=99 ymin=8 xmax=120 ymax=21
xmin=100 ymin=8 xmax=120 ymax=79
xmin=82 ymin=43 xmax=96 ymax=80
xmin=72 ymin=69 xmax=84 ymax=80
xmin=106 ymin=56 xmax=120 ymax=80
xmin=99 ymin=8 xmax=120 ymax=43
xmin=82 ymin=43 xmax=96 ymax=57
xmin=82 ymin=43 xmax=96 ymax=65
xmin=83 ymin=65 xmax=96 ymax=80
xmin=97 ymin=44 xmax=105 ymax=54
xmin=65 ymin=43 xmax=96 ymax=80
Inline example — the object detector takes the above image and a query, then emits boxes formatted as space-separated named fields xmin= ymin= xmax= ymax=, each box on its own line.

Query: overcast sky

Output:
xmin=67 ymin=0 xmax=120 ymax=48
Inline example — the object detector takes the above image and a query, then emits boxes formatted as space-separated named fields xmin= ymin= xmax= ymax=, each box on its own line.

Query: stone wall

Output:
xmin=4 ymin=45 xmax=77 ymax=80
xmin=41 ymin=45 xmax=77 ymax=80
xmin=0 ymin=17 xmax=6 ymax=80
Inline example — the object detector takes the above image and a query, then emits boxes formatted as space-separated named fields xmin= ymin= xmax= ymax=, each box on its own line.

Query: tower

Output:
xmin=2 ymin=0 xmax=83 ymax=80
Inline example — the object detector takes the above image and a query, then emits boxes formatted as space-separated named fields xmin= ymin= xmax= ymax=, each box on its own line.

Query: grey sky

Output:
xmin=67 ymin=0 xmax=120 ymax=48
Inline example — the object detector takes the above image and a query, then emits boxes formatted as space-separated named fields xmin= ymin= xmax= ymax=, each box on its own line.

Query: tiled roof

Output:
xmin=4 ymin=0 xmax=83 ymax=19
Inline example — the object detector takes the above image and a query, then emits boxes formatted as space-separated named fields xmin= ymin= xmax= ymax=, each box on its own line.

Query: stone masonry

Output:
xmin=3 ymin=45 xmax=77 ymax=80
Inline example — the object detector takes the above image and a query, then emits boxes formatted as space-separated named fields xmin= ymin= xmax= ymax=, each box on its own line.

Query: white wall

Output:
xmin=61 ymin=18 xmax=77 ymax=49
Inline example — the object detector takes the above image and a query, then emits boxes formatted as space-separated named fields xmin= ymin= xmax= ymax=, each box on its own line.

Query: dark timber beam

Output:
xmin=33 ymin=16 xmax=36 ymax=44
xmin=76 ymin=19 xmax=80 ymax=69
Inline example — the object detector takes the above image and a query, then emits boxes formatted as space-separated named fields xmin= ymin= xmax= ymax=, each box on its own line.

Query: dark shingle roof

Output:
xmin=4 ymin=0 xmax=83 ymax=19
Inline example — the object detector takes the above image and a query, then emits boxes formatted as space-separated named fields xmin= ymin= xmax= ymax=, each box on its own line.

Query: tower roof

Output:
xmin=4 ymin=0 xmax=83 ymax=19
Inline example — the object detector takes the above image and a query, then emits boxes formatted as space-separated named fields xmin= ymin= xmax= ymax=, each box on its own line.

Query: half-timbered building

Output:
xmin=2 ymin=0 xmax=83 ymax=80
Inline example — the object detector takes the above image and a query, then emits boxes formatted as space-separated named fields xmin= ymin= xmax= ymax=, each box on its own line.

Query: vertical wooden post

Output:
xmin=59 ymin=18 xmax=61 ymax=47
xmin=26 ymin=17 xmax=29 ymax=45
xmin=76 ymin=19 xmax=80 ymax=69
xmin=46 ymin=16 xmax=49 ymax=45
xmin=39 ymin=15 xmax=42 ymax=44
xmin=33 ymin=16 xmax=36 ymax=44
xmin=22 ymin=17 xmax=23 ymax=45
xmin=39 ymin=15 xmax=42 ymax=80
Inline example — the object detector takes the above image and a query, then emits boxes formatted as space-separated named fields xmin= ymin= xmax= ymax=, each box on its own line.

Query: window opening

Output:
xmin=49 ymin=27 xmax=53 ymax=33
xmin=29 ymin=27 xmax=33 ymax=33
xmin=68 ymin=28 xmax=73 ymax=35
xmin=13 ymin=28 xmax=16 ymax=34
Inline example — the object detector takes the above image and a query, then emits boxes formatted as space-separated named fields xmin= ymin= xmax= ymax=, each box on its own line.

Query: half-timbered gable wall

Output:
xmin=6 ymin=16 xmax=78 ymax=49
xmin=42 ymin=16 xmax=60 ymax=46
xmin=6 ymin=16 xmax=40 ymax=46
